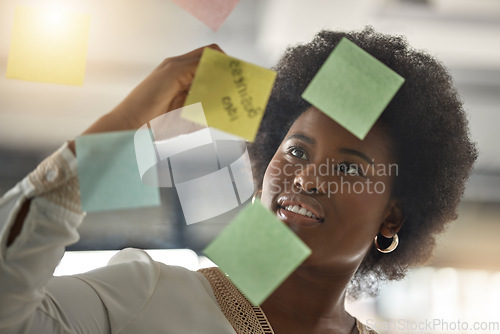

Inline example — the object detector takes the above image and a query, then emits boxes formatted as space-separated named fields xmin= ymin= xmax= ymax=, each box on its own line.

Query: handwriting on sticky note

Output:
xmin=203 ymin=200 xmax=311 ymax=305
xmin=183 ymin=48 xmax=276 ymax=142
xmin=222 ymin=60 xmax=261 ymax=121
xmin=302 ymin=38 xmax=405 ymax=140
xmin=6 ymin=6 xmax=90 ymax=86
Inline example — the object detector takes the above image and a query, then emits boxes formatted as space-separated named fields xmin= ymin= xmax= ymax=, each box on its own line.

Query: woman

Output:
xmin=0 ymin=27 xmax=477 ymax=333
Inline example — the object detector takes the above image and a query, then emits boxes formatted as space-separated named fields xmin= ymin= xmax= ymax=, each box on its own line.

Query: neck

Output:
xmin=261 ymin=266 xmax=357 ymax=333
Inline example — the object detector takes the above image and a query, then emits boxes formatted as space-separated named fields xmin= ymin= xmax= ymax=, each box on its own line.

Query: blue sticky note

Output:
xmin=76 ymin=131 xmax=160 ymax=212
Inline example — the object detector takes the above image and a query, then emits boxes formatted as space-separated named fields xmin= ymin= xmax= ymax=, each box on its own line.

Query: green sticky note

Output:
xmin=302 ymin=38 xmax=405 ymax=140
xmin=183 ymin=48 xmax=276 ymax=142
xmin=203 ymin=199 xmax=311 ymax=305
xmin=76 ymin=131 xmax=160 ymax=212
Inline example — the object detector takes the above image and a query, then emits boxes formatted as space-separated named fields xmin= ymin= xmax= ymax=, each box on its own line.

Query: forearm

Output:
xmin=0 ymin=44 xmax=220 ymax=333
xmin=0 ymin=143 xmax=85 ymax=330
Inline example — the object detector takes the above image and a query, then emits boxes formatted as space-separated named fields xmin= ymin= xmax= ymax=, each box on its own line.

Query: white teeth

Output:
xmin=284 ymin=204 xmax=317 ymax=219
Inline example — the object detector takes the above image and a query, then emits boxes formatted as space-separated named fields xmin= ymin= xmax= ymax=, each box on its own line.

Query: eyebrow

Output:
xmin=338 ymin=148 xmax=374 ymax=165
xmin=286 ymin=133 xmax=315 ymax=144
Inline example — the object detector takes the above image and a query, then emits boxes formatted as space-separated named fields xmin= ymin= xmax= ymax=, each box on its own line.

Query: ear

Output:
xmin=379 ymin=199 xmax=404 ymax=238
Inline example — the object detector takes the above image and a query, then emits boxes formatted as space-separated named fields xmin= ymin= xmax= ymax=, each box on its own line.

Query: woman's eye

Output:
xmin=288 ymin=147 xmax=308 ymax=160
xmin=338 ymin=163 xmax=362 ymax=176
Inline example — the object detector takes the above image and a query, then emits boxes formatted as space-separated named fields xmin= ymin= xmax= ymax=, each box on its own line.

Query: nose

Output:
xmin=293 ymin=164 xmax=326 ymax=194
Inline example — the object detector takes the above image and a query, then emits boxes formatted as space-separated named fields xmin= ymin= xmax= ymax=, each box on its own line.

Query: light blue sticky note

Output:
xmin=203 ymin=199 xmax=311 ymax=305
xmin=302 ymin=38 xmax=405 ymax=140
xmin=76 ymin=130 xmax=160 ymax=212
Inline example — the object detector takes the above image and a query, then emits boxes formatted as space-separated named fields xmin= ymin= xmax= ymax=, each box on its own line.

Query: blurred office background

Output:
xmin=1 ymin=0 xmax=499 ymax=332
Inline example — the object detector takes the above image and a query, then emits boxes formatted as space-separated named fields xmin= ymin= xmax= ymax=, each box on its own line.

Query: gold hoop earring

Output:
xmin=252 ymin=190 xmax=262 ymax=204
xmin=374 ymin=230 xmax=399 ymax=253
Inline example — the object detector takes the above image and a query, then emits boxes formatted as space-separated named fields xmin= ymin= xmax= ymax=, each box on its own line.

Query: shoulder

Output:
xmin=74 ymin=248 xmax=219 ymax=331
xmin=70 ymin=249 xmax=233 ymax=333
xmin=77 ymin=248 xmax=210 ymax=293
xmin=74 ymin=248 xmax=161 ymax=306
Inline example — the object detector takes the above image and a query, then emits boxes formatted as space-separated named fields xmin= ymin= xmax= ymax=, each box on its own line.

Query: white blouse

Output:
xmin=0 ymin=143 xmax=236 ymax=334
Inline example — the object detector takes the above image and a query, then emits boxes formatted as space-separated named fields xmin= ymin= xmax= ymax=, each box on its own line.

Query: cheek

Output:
xmin=264 ymin=158 xmax=282 ymax=180
xmin=308 ymin=191 xmax=391 ymax=264
xmin=332 ymin=178 xmax=393 ymax=238
xmin=261 ymin=158 xmax=289 ymax=208
xmin=338 ymin=173 xmax=391 ymax=198
xmin=359 ymin=176 xmax=393 ymax=215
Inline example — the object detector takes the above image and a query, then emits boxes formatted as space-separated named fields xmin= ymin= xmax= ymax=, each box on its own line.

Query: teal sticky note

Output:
xmin=76 ymin=131 xmax=160 ymax=212
xmin=203 ymin=199 xmax=311 ymax=305
xmin=302 ymin=38 xmax=405 ymax=140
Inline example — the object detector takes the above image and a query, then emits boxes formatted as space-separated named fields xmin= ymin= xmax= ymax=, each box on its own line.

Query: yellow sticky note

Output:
xmin=6 ymin=6 xmax=90 ymax=86
xmin=183 ymin=48 xmax=276 ymax=142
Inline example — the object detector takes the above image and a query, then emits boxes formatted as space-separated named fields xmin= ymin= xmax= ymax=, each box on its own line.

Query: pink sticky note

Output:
xmin=172 ymin=0 xmax=240 ymax=31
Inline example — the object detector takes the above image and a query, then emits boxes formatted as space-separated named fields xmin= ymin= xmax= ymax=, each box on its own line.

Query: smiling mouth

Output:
xmin=275 ymin=194 xmax=325 ymax=227
xmin=276 ymin=204 xmax=323 ymax=227
xmin=281 ymin=204 xmax=318 ymax=219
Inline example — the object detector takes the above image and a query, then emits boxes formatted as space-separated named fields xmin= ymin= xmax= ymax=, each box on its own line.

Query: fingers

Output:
xmin=162 ymin=44 xmax=224 ymax=111
xmin=162 ymin=56 xmax=200 ymax=91
xmin=179 ymin=43 xmax=224 ymax=58
xmin=205 ymin=43 xmax=225 ymax=54
xmin=159 ymin=43 xmax=225 ymax=104
xmin=165 ymin=44 xmax=225 ymax=65
xmin=169 ymin=91 xmax=189 ymax=112
xmin=107 ymin=44 xmax=225 ymax=129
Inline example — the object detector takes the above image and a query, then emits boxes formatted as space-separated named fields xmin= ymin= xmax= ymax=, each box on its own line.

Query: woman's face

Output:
xmin=260 ymin=107 xmax=400 ymax=271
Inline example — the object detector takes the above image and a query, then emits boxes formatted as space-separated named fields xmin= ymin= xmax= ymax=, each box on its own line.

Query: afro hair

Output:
xmin=248 ymin=27 xmax=478 ymax=298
